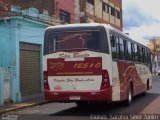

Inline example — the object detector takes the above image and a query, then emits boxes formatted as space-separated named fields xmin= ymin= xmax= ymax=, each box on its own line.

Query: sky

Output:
xmin=122 ymin=0 xmax=160 ymax=45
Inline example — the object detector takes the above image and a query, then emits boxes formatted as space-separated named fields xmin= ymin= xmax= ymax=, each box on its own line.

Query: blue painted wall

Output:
xmin=0 ymin=16 xmax=47 ymax=106
xmin=0 ymin=20 xmax=12 ymax=106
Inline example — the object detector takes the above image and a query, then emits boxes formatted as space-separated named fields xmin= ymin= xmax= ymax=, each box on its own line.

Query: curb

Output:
xmin=0 ymin=101 xmax=49 ymax=114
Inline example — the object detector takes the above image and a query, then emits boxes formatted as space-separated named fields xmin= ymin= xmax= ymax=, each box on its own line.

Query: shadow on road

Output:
xmin=50 ymin=93 xmax=160 ymax=117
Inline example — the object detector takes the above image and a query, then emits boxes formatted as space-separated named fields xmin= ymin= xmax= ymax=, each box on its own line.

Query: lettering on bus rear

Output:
xmin=59 ymin=53 xmax=89 ymax=58
xmin=47 ymin=57 xmax=102 ymax=76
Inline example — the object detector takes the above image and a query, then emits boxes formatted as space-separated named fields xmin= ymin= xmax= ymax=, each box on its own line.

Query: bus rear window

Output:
xmin=44 ymin=30 xmax=104 ymax=54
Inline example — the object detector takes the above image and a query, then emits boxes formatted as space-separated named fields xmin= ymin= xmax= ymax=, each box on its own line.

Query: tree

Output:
xmin=149 ymin=37 xmax=157 ymax=74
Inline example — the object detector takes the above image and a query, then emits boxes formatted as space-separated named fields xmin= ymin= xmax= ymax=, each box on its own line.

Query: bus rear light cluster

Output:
xmin=44 ymin=71 xmax=49 ymax=90
xmin=101 ymin=69 xmax=110 ymax=90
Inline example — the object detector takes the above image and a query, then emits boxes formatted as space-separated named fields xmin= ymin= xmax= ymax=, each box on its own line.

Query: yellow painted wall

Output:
xmin=86 ymin=2 xmax=94 ymax=15
xmin=95 ymin=0 xmax=102 ymax=19
xmin=84 ymin=0 xmax=122 ymax=31
xmin=147 ymin=39 xmax=160 ymax=52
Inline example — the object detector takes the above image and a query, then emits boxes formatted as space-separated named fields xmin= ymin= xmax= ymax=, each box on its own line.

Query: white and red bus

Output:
xmin=43 ymin=23 xmax=152 ymax=106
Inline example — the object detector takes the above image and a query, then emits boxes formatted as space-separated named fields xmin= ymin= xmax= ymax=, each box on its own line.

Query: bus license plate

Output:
xmin=69 ymin=96 xmax=81 ymax=100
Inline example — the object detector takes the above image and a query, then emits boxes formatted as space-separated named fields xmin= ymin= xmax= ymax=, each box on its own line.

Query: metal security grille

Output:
xmin=20 ymin=42 xmax=41 ymax=97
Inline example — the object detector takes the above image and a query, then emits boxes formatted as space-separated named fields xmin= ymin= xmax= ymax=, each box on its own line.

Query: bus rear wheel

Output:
xmin=124 ymin=84 xmax=133 ymax=106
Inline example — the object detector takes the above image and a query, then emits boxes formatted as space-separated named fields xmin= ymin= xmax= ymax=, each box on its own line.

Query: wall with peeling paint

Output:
xmin=0 ymin=20 xmax=13 ymax=106
xmin=0 ymin=16 xmax=46 ymax=106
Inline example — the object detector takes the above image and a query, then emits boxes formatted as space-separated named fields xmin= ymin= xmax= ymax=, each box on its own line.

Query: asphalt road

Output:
xmin=4 ymin=75 xmax=160 ymax=120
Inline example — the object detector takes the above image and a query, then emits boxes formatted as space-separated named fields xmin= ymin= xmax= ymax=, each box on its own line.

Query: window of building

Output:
xmin=103 ymin=2 xmax=109 ymax=13
xmin=109 ymin=6 xmax=115 ymax=16
xmin=115 ymin=10 xmax=120 ymax=19
xmin=59 ymin=10 xmax=70 ymax=23
xmin=87 ymin=0 xmax=94 ymax=5
xmin=109 ymin=6 xmax=111 ymax=15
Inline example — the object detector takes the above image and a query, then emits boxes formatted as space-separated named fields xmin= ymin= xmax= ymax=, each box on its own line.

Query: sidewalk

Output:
xmin=0 ymin=96 xmax=48 ymax=114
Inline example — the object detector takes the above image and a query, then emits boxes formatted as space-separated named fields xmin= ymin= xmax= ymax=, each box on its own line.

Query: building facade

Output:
xmin=0 ymin=16 xmax=47 ymax=106
xmin=55 ymin=0 xmax=75 ymax=23
xmin=147 ymin=38 xmax=160 ymax=73
xmin=0 ymin=0 xmax=75 ymax=106
xmin=0 ymin=1 xmax=62 ymax=106
xmin=79 ymin=0 xmax=122 ymax=31
xmin=11 ymin=0 xmax=75 ymax=24
xmin=1 ymin=0 xmax=75 ymax=24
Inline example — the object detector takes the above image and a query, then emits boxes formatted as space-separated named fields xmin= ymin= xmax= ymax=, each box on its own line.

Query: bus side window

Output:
xmin=110 ymin=33 xmax=117 ymax=59
xmin=131 ymin=43 xmax=134 ymax=61
xmin=134 ymin=44 xmax=138 ymax=62
xmin=127 ymin=41 xmax=132 ymax=61
xmin=142 ymin=47 xmax=145 ymax=63
xmin=111 ymin=34 xmax=116 ymax=47
xmin=116 ymin=36 xmax=119 ymax=59
xmin=124 ymin=39 xmax=128 ymax=60
xmin=119 ymin=37 xmax=124 ymax=60
xmin=144 ymin=48 xmax=148 ymax=63
xmin=139 ymin=46 xmax=142 ymax=62
xmin=137 ymin=46 xmax=141 ymax=62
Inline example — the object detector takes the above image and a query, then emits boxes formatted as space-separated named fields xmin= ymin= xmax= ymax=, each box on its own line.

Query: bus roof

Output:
xmin=46 ymin=23 xmax=126 ymax=39
xmin=46 ymin=23 xmax=111 ymax=31
xmin=46 ymin=23 xmax=148 ymax=48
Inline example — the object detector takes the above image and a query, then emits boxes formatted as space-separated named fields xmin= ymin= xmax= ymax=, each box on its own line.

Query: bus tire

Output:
xmin=142 ymin=80 xmax=149 ymax=96
xmin=124 ymin=83 xmax=133 ymax=106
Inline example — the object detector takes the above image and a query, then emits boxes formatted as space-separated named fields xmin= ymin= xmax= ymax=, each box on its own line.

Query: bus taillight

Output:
xmin=44 ymin=71 xmax=49 ymax=90
xmin=101 ymin=70 xmax=110 ymax=90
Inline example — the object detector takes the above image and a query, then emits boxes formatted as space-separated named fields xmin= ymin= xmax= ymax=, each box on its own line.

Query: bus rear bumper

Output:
xmin=44 ymin=88 xmax=112 ymax=102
